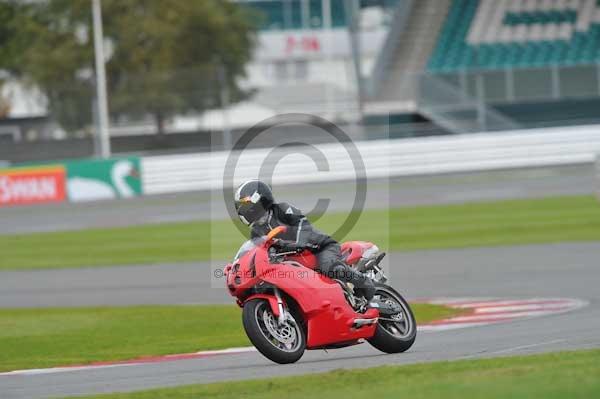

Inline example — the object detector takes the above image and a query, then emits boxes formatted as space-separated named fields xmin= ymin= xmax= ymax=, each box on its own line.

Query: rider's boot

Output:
xmin=331 ymin=263 xmax=376 ymax=300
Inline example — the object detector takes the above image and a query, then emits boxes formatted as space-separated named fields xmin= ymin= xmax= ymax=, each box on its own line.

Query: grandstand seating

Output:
xmin=243 ymin=0 xmax=399 ymax=30
xmin=428 ymin=0 xmax=600 ymax=71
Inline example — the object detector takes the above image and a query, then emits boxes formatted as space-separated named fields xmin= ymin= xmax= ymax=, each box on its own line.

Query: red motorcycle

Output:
xmin=224 ymin=226 xmax=416 ymax=364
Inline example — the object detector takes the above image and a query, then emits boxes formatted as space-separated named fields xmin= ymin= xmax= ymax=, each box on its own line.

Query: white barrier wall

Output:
xmin=596 ymin=153 xmax=600 ymax=202
xmin=141 ymin=125 xmax=600 ymax=195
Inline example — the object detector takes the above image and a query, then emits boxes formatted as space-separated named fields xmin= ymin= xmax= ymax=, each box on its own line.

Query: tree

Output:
xmin=18 ymin=0 xmax=257 ymax=135
xmin=0 ymin=0 xmax=29 ymax=118
xmin=16 ymin=0 xmax=103 ymax=131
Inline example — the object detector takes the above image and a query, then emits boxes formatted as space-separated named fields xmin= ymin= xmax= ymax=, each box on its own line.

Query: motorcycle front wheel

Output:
xmin=367 ymin=284 xmax=417 ymax=353
xmin=242 ymin=298 xmax=306 ymax=364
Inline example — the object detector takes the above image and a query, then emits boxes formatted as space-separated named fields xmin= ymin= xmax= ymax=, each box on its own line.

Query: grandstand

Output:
xmin=429 ymin=0 xmax=600 ymax=71
xmin=369 ymin=0 xmax=600 ymax=133
xmin=245 ymin=0 xmax=400 ymax=30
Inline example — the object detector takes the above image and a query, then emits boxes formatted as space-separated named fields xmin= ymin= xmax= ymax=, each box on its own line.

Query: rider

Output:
xmin=234 ymin=179 xmax=376 ymax=300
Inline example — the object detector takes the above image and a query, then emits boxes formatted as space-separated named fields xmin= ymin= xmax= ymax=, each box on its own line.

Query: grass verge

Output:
xmin=1 ymin=195 xmax=600 ymax=270
xmin=0 ymin=303 xmax=456 ymax=372
xmin=61 ymin=349 xmax=600 ymax=399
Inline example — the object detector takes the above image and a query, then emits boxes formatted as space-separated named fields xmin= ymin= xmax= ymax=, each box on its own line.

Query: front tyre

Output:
xmin=367 ymin=284 xmax=416 ymax=353
xmin=242 ymin=298 xmax=306 ymax=364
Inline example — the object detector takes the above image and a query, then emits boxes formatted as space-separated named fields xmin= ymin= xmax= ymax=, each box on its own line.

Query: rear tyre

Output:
xmin=367 ymin=284 xmax=416 ymax=353
xmin=242 ymin=298 xmax=306 ymax=364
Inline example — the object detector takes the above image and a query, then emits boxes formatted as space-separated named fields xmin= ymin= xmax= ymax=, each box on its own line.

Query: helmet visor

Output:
xmin=235 ymin=198 xmax=267 ymax=226
xmin=238 ymin=213 xmax=251 ymax=226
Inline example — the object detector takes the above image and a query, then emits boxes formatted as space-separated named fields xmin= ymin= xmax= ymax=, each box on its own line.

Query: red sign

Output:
xmin=0 ymin=167 xmax=66 ymax=206
xmin=284 ymin=35 xmax=321 ymax=55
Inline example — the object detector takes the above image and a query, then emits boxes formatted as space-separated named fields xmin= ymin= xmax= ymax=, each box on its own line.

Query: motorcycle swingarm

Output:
xmin=370 ymin=299 xmax=402 ymax=316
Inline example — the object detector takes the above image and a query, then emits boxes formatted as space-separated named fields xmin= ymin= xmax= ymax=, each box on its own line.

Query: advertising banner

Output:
xmin=0 ymin=166 xmax=66 ymax=206
xmin=65 ymin=157 xmax=142 ymax=202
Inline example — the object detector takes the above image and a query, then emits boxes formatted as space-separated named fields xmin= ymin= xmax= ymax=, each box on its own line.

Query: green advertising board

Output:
xmin=65 ymin=157 xmax=142 ymax=202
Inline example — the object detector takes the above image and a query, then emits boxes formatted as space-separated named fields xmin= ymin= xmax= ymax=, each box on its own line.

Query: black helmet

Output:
xmin=234 ymin=180 xmax=274 ymax=225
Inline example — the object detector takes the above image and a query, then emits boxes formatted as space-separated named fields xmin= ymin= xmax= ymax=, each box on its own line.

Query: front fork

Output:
xmin=242 ymin=288 xmax=292 ymax=327
xmin=274 ymin=287 xmax=289 ymax=326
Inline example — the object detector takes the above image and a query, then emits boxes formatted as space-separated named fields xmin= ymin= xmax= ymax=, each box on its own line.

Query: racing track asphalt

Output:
xmin=1 ymin=242 xmax=599 ymax=398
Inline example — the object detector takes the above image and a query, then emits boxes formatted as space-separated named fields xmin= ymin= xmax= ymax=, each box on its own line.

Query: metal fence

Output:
xmin=433 ymin=64 xmax=600 ymax=104
xmin=417 ymin=63 xmax=600 ymax=133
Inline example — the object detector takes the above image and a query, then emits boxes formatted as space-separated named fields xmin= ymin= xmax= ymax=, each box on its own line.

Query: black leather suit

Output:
xmin=250 ymin=202 xmax=342 ymax=276
xmin=250 ymin=202 xmax=374 ymax=298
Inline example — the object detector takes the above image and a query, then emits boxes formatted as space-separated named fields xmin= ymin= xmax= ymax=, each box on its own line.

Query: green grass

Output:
xmin=2 ymin=195 xmax=600 ymax=270
xmin=62 ymin=349 xmax=600 ymax=399
xmin=0 ymin=303 xmax=455 ymax=372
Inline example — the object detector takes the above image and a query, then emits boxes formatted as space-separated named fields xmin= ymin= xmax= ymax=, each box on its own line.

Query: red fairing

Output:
xmin=226 ymin=236 xmax=379 ymax=349
xmin=244 ymin=293 xmax=280 ymax=317
xmin=255 ymin=257 xmax=377 ymax=347
xmin=341 ymin=241 xmax=377 ymax=265
xmin=286 ymin=250 xmax=318 ymax=270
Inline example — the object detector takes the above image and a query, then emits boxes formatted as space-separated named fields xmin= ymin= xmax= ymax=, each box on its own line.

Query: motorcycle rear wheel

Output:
xmin=367 ymin=284 xmax=416 ymax=353
xmin=242 ymin=298 xmax=306 ymax=364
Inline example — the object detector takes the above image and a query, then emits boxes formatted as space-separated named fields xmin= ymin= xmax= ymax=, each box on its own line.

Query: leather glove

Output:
xmin=274 ymin=240 xmax=319 ymax=252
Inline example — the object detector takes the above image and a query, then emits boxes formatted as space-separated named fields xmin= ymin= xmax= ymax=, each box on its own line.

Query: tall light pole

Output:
xmin=345 ymin=0 xmax=364 ymax=123
xmin=92 ymin=0 xmax=111 ymax=158
xmin=322 ymin=0 xmax=334 ymax=120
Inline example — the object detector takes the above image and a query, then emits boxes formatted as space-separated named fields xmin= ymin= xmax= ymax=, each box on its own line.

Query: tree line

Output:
xmin=0 ymin=0 xmax=258 ymax=136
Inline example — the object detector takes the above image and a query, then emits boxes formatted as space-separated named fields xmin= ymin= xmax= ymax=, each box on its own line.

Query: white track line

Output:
xmin=474 ymin=305 xmax=571 ymax=314
xmin=0 ymin=347 xmax=258 ymax=376
xmin=457 ymin=339 xmax=568 ymax=360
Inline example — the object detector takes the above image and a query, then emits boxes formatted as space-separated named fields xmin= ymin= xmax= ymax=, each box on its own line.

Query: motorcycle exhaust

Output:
xmin=352 ymin=317 xmax=378 ymax=328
